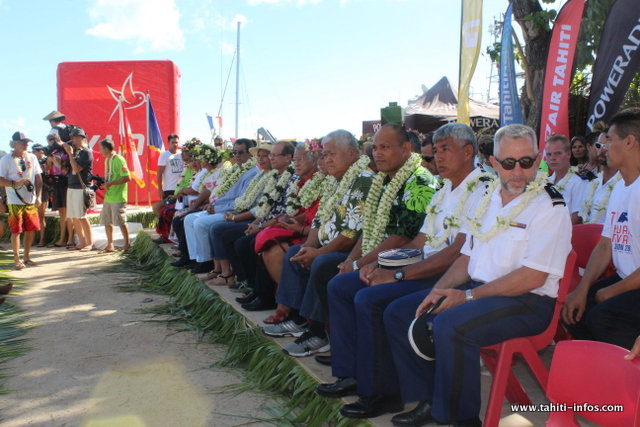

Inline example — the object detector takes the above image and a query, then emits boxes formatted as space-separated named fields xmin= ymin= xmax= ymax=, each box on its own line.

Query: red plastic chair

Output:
xmin=480 ymin=250 xmax=577 ymax=427
xmin=546 ymin=340 xmax=640 ymax=427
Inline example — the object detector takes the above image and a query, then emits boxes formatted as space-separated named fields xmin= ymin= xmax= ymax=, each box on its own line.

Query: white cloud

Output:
xmin=220 ymin=41 xmax=236 ymax=55
xmin=247 ymin=0 xmax=322 ymax=6
xmin=0 ymin=118 xmax=26 ymax=129
xmin=86 ymin=0 xmax=185 ymax=51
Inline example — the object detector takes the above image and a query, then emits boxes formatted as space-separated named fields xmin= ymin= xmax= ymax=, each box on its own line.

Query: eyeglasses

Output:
xmin=293 ymin=157 xmax=309 ymax=163
xmin=494 ymin=156 xmax=537 ymax=170
xmin=422 ymin=155 xmax=434 ymax=162
xmin=231 ymin=150 xmax=247 ymax=156
xmin=268 ymin=153 xmax=287 ymax=159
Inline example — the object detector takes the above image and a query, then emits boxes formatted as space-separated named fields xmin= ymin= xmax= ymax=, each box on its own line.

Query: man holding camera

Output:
xmin=0 ymin=131 xmax=43 ymax=269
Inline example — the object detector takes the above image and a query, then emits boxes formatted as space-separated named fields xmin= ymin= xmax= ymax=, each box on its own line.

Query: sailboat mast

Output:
xmin=235 ymin=21 xmax=240 ymax=139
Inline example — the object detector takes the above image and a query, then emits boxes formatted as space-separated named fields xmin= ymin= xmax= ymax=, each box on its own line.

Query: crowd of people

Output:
xmin=148 ymin=112 xmax=640 ymax=426
xmin=3 ymin=107 xmax=640 ymax=425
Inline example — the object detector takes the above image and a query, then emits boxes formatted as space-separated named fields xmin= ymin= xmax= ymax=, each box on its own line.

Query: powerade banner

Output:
xmin=539 ymin=0 xmax=585 ymax=152
xmin=586 ymin=0 xmax=640 ymax=131
xmin=458 ymin=0 xmax=483 ymax=125
xmin=500 ymin=3 xmax=524 ymax=126
xmin=57 ymin=60 xmax=180 ymax=205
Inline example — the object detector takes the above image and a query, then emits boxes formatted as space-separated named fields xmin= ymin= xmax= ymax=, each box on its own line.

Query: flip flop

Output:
xmin=14 ymin=262 xmax=25 ymax=270
xmin=78 ymin=247 xmax=92 ymax=252
xmin=37 ymin=243 xmax=46 ymax=248
xmin=48 ymin=243 xmax=67 ymax=248
xmin=67 ymin=246 xmax=80 ymax=251
xmin=24 ymin=260 xmax=37 ymax=266
xmin=98 ymin=248 xmax=116 ymax=254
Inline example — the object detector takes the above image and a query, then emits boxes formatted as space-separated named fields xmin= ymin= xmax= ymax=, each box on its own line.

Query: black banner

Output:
xmin=586 ymin=0 xmax=640 ymax=131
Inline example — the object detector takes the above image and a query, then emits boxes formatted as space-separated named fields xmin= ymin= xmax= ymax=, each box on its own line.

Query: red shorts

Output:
xmin=8 ymin=204 xmax=40 ymax=234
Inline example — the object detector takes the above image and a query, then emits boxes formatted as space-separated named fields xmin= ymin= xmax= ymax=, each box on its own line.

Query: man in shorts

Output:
xmin=98 ymin=138 xmax=131 ymax=253
xmin=0 ymin=131 xmax=43 ymax=269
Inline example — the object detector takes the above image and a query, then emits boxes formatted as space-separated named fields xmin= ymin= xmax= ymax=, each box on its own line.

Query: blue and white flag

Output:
xmin=500 ymin=3 xmax=524 ymax=126
xmin=206 ymin=113 xmax=215 ymax=130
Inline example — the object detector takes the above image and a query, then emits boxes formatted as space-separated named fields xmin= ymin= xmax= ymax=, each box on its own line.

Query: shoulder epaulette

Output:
xmin=544 ymin=183 xmax=566 ymax=207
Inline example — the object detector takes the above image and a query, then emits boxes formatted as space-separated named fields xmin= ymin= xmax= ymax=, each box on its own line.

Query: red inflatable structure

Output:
xmin=57 ymin=60 xmax=181 ymax=205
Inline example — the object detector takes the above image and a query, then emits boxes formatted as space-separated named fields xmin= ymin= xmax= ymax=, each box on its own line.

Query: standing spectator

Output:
xmin=63 ymin=127 xmax=94 ymax=252
xmin=157 ymin=134 xmax=183 ymax=200
xmin=43 ymin=111 xmax=72 ymax=142
xmin=214 ymin=137 xmax=224 ymax=148
xmin=98 ymin=139 xmax=131 ymax=253
xmin=421 ymin=132 xmax=439 ymax=177
xmin=46 ymin=133 xmax=73 ymax=247
xmin=0 ymin=131 xmax=43 ymax=269
xmin=32 ymin=144 xmax=50 ymax=247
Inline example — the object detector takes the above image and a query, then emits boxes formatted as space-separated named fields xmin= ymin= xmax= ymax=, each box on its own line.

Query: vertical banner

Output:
xmin=119 ymin=98 xmax=145 ymax=189
xmin=586 ymin=0 xmax=640 ymax=131
xmin=539 ymin=0 xmax=585 ymax=152
xmin=500 ymin=3 xmax=524 ymax=126
xmin=147 ymin=95 xmax=164 ymax=204
xmin=458 ymin=0 xmax=483 ymax=125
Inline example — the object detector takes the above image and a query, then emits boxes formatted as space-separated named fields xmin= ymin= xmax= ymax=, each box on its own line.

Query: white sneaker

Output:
xmin=282 ymin=332 xmax=330 ymax=357
xmin=262 ymin=319 xmax=308 ymax=337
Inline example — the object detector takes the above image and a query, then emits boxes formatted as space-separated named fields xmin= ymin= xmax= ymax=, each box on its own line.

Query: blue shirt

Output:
xmin=213 ymin=166 xmax=260 ymax=213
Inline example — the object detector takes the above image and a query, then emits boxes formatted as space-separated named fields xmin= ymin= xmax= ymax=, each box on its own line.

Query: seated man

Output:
xmin=563 ymin=108 xmax=640 ymax=350
xmin=383 ymin=124 xmax=571 ymax=427
xmin=316 ymin=123 xmax=490 ymax=419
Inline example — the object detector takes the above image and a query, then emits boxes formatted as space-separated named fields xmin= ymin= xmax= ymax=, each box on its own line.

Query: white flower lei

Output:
xmin=234 ymin=170 xmax=269 ymax=212
xmin=316 ymin=155 xmax=371 ymax=224
xmin=213 ymin=157 xmax=257 ymax=197
xmin=553 ymin=166 xmax=578 ymax=192
xmin=467 ymin=171 xmax=549 ymax=242
xmin=361 ymin=153 xmax=422 ymax=254
xmin=580 ymin=172 xmax=622 ymax=224
xmin=285 ymin=171 xmax=327 ymax=216
xmin=423 ymin=173 xmax=495 ymax=249
xmin=256 ymin=165 xmax=295 ymax=218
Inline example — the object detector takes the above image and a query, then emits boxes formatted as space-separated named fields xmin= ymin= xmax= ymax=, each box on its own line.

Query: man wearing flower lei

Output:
xmin=579 ymin=130 xmax=621 ymax=224
xmin=381 ymin=124 xmax=571 ymax=427
xmin=171 ymin=139 xmax=257 ymax=270
xmin=261 ymin=129 xmax=374 ymax=357
xmin=563 ymin=109 xmax=640 ymax=352
xmin=317 ymin=123 xmax=490 ymax=419
xmin=240 ymin=141 xmax=325 ymax=316
xmin=0 ymin=131 xmax=42 ymax=270
xmin=545 ymin=134 xmax=592 ymax=224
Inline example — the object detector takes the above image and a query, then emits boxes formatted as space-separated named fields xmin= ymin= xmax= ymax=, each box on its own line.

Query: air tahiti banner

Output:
xmin=539 ymin=0 xmax=585 ymax=152
xmin=586 ymin=0 xmax=640 ymax=131
xmin=458 ymin=0 xmax=483 ymax=125
xmin=57 ymin=60 xmax=180 ymax=205
xmin=500 ymin=3 xmax=524 ymax=126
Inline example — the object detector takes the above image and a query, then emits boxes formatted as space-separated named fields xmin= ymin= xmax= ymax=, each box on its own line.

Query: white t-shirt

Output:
xmin=0 ymin=153 xmax=43 ymax=205
xmin=461 ymin=183 xmax=572 ymax=298
xmin=420 ymin=167 xmax=488 ymax=257
xmin=175 ymin=168 xmax=206 ymax=210
xmin=158 ymin=150 xmax=183 ymax=192
xmin=602 ymin=177 xmax=640 ymax=279
xmin=548 ymin=172 xmax=589 ymax=215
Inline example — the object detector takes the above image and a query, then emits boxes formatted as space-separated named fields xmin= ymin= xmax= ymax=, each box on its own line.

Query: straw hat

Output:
xmin=249 ymin=141 xmax=274 ymax=156
xmin=43 ymin=111 xmax=66 ymax=121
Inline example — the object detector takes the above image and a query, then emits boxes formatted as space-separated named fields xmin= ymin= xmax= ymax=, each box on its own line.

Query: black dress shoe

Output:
xmin=315 ymin=377 xmax=357 ymax=398
xmin=339 ymin=394 xmax=404 ymax=419
xmin=170 ymin=255 xmax=190 ymax=267
xmin=190 ymin=261 xmax=214 ymax=274
xmin=391 ymin=400 xmax=434 ymax=426
xmin=235 ymin=291 xmax=255 ymax=304
xmin=314 ymin=355 xmax=332 ymax=366
xmin=151 ymin=237 xmax=165 ymax=244
xmin=242 ymin=297 xmax=277 ymax=311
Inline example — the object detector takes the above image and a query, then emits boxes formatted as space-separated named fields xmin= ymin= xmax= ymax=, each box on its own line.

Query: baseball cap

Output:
xmin=11 ymin=131 xmax=33 ymax=143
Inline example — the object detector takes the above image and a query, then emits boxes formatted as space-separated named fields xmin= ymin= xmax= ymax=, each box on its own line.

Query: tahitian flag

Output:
xmin=539 ymin=0 xmax=585 ymax=152
xmin=586 ymin=0 xmax=640 ymax=131
xmin=458 ymin=0 xmax=483 ymax=125
xmin=500 ymin=3 xmax=524 ymax=126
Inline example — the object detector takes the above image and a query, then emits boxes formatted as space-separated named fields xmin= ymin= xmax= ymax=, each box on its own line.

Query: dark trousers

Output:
xmin=222 ymin=228 xmax=251 ymax=282
xmin=172 ymin=209 xmax=201 ymax=256
xmin=328 ymin=272 xmax=440 ymax=397
xmin=234 ymin=233 xmax=261 ymax=292
xmin=385 ymin=284 xmax=555 ymax=422
xmin=564 ymin=273 xmax=640 ymax=349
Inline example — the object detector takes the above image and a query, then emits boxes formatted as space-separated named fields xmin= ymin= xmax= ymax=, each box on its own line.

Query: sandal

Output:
xmin=202 ymin=270 xmax=222 ymax=281
xmin=37 ymin=243 xmax=46 ymax=248
xmin=24 ymin=260 xmax=37 ymax=266
xmin=206 ymin=274 xmax=235 ymax=286
xmin=14 ymin=262 xmax=25 ymax=270
xmin=263 ymin=308 xmax=289 ymax=325
xmin=98 ymin=248 xmax=116 ymax=254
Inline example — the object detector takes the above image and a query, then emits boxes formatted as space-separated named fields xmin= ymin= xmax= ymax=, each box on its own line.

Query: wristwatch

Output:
xmin=352 ymin=260 xmax=359 ymax=271
xmin=465 ymin=289 xmax=475 ymax=303
xmin=394 ymin=268 xmax=405 ymax=282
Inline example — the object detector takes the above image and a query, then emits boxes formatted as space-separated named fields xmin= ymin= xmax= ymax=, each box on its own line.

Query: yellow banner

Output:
xmin=458 ymin=0 xmax=483 ymax=125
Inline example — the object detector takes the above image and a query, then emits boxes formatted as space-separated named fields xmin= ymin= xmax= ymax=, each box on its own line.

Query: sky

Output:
xmin=0 ymin=0 xmax=516 ymax=152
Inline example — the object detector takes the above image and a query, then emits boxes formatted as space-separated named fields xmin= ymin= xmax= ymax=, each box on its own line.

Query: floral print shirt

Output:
xmin=313 ymin=170 xmax=375 ymax=247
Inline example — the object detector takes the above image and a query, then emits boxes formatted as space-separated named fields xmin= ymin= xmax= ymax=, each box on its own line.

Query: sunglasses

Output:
xmin=231 ymin=150 xmax=247 ymax=156
xmin=422 ymin=155 xmax=434 ymax=162
xmin=594 ymin=142 xmax=605 ymax=149
xmin=495 ymin=156 xmax=537 ymax=171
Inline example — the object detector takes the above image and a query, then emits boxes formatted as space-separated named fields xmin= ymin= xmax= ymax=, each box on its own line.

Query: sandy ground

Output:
xmin=0 ymin=246 xmax=277 ymax=427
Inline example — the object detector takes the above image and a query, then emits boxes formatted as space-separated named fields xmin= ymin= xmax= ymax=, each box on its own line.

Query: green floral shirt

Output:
xmin=313 ymin=170 xmax=375 ymax=246
xmin=384 ymin=166 xmax=438 ymax=239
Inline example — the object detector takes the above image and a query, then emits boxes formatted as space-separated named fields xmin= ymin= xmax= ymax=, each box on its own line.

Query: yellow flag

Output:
xmin=458 ymin=0 xmax=483 ymax=125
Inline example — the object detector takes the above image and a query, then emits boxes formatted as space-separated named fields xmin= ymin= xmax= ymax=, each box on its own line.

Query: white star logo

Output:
xmin=107 ymin=72 xmax=146 ymax=121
